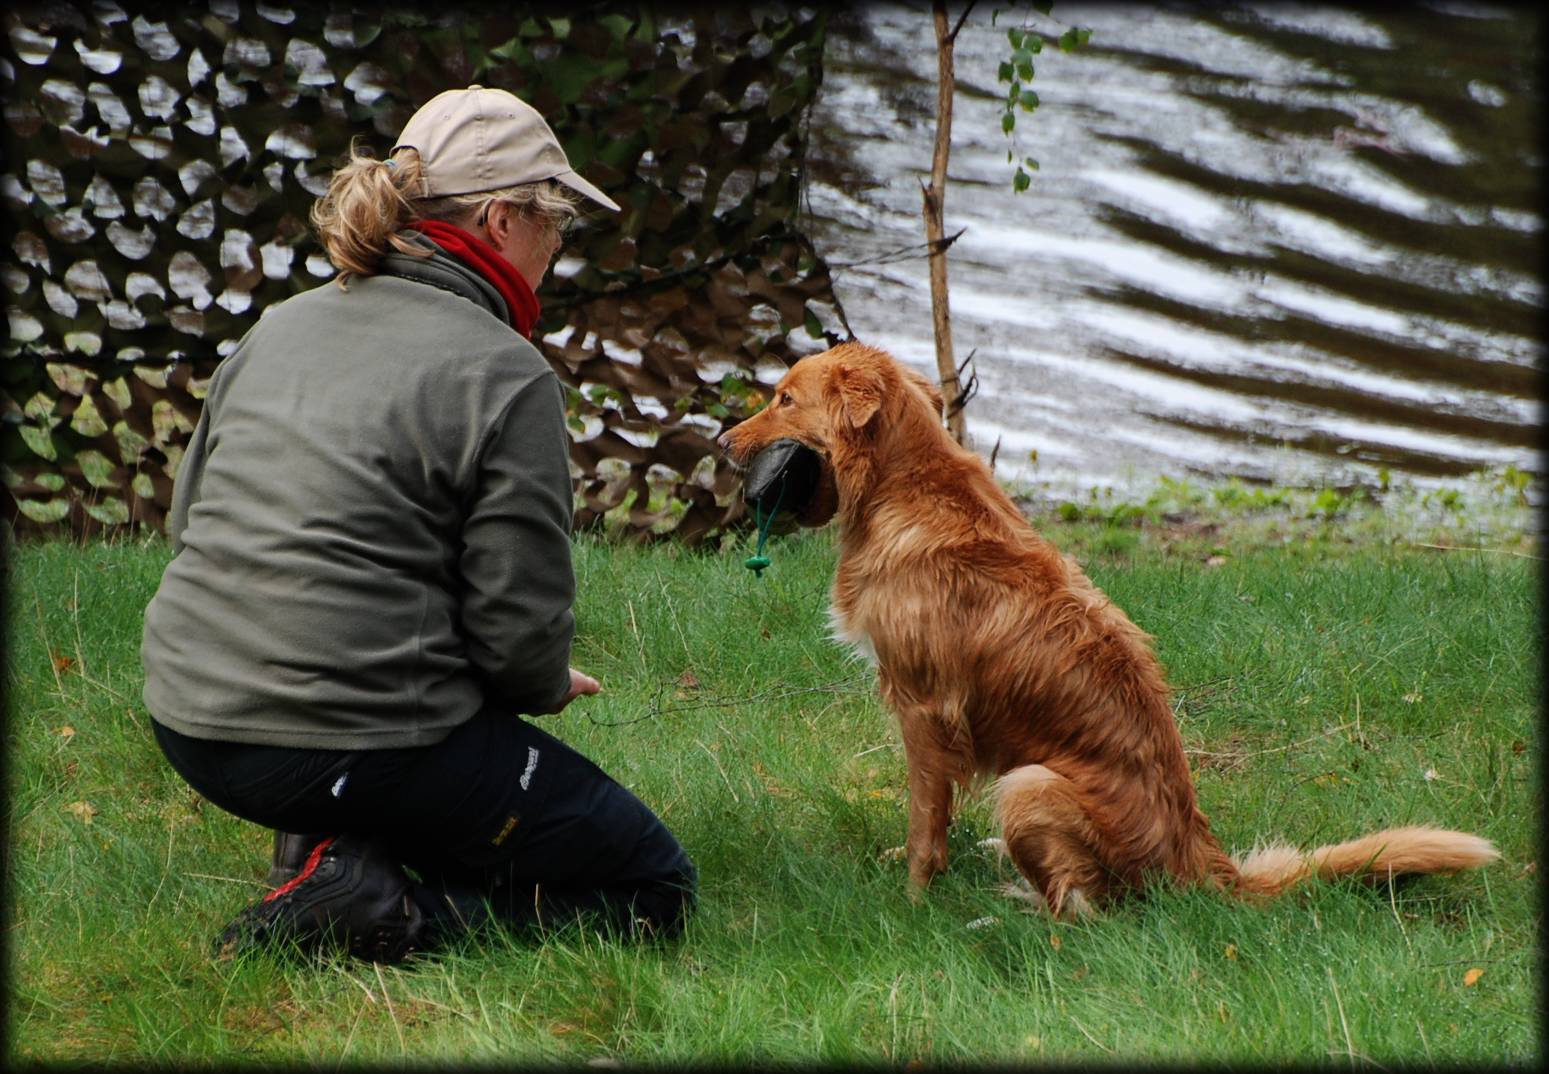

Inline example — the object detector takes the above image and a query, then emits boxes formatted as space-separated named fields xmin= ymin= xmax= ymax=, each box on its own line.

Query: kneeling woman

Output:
xmin=141 ymin=86 xmax=696 ymax=962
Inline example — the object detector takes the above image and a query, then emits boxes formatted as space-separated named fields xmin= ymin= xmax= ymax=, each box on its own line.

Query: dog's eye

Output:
xmin=779 ymin=391 xmax=794 ymax=407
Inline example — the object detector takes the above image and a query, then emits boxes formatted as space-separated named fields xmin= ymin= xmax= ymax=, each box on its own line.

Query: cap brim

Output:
xmin=553 ymin=169 xmax=621 ymax=213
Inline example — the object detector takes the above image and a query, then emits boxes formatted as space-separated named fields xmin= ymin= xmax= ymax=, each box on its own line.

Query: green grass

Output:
xmin=3 ymin=495 xmax=1539 ymax=1065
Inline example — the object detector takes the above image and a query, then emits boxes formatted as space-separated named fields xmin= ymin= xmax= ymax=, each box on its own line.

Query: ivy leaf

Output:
xmin=998 ymin=60 xmax=1014 ymax=82
xmin=1002 ymin=112 xmax=1016 ymax=134
xmin=1019 ymin=89 xmax=1040 ymax=112
xmin=1012 ymin=167 xmax=1031 ymax=193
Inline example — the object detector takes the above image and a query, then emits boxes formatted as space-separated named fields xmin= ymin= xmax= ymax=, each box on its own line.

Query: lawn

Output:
xmin=3 ymin=489 xmax=1539 ymax=1065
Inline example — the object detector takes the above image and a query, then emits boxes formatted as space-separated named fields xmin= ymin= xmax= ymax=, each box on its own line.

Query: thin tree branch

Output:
xmin=948 ymin=0 xmax=978 ymax=44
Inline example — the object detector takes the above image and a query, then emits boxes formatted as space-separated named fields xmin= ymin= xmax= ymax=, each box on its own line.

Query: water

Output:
xmin=801 ymin=1 xmax=1542 ymax=501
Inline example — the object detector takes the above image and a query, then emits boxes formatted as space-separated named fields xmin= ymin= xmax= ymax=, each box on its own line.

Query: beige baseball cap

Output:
xmin=391 ymin=85 xmax=620 ymax=212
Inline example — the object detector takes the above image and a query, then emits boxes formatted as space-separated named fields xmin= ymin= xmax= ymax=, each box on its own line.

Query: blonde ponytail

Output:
xmin=309 ymin=140 xmax=429 ymax=286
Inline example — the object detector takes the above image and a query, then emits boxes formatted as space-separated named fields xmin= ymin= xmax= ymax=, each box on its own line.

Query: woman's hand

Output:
xmin=539 ymin=667 xmax=601 ymax=714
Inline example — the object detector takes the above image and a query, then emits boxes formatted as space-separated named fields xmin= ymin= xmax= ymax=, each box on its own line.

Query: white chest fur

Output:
xmin=827 ymin=602 xmax=878 ymax=667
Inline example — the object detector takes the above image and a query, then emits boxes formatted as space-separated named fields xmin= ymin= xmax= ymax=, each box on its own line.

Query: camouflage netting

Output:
xmin=1 ymin=2 xmax=849 ymax=544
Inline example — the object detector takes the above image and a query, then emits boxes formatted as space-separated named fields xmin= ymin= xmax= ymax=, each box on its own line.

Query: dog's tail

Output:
xmin=1231 ymin=825 xmax=1498 ymax=898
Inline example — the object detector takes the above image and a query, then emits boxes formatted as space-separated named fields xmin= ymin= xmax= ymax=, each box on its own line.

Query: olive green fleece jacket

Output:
xmin=141 ymin=238 xmax=575 ymax=749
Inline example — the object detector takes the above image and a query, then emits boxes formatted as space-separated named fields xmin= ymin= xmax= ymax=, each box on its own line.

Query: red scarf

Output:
xmin=405 ymin=219 xmax=540 ymax=338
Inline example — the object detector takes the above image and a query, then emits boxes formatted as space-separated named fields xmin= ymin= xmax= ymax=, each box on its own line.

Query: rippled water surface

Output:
xmin=801 ymin=1 xmax=1542 ymax=498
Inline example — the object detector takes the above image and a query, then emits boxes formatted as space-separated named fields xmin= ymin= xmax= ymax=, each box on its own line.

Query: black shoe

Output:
xmin=213 ymin=835 xmax=425 ymax=964
xmin=264 ymin=831 xmax=329 ymax=888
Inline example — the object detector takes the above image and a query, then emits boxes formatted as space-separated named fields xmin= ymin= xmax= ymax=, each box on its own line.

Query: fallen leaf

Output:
xmin=1463 ymin=967 xmax=1484 ymax=987
xmin=64 ymin=801 xmax=98 ymax=824
xmin=1403 ymin=692 xmax=1424 ymax=704
xmin=1204 ymin=555 xmax=1228 ymax=568
xmin=52 ymin=652 xmax=76 ymax=674
xmin=56 ymin=725 xmax=76 ymax=742
xmin=678 ymin=669 xmax=700 ymax=691
xmin=1049 ymin=933 xmax=1062 ymax=950
xmin=1423 ymin=767 xmax=1440 ymax=782
xmin=1224 ymin=943 xmax=1238 ymax=960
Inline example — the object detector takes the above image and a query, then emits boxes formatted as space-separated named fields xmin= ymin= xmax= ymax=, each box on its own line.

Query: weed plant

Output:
xmin=3 ymin=480 xmax=1539 ymax=1065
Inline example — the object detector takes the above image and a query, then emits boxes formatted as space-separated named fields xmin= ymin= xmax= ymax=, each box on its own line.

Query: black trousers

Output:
xmin=153 ymin=709 xmax=696 ymax=942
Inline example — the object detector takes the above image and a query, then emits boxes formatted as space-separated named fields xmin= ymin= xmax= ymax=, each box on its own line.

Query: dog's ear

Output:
xmin=831 ymin=360 xmax=885 ymax=430
xmin=902 ymin=366 xmax=946 ymax=419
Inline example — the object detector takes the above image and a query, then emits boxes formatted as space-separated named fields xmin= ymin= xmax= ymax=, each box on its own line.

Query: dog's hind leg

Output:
xmin=994 ymin=764 xmax=1113 ymax=918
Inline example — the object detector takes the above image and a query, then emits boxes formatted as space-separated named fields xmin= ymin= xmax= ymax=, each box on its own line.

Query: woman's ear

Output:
xmin=830 ymin=360 xmax=884 ymax=430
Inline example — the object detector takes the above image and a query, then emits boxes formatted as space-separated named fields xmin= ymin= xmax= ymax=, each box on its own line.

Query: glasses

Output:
xmin=476 ymin=198 xmax=576 ymax=243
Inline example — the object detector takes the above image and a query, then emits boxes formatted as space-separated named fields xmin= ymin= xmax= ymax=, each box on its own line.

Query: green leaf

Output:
xmin=1007 ymin=27 xmax=1024 ymax=49
xmin=19 ymin=426 xmax=57 ymax=462
xmin=1018 ymin=89 xmax=1039 ymax=111
xmin=17 ymin=497 xmax=69 ymax=523
xmin=1016 ymin=59 xmax=1034 ymax=81
xmin=1002 ymin=111 xmax=1015 ymax=133
xmin=1013 ymin=167 xmax=1031 ymax=193
xmin=1033 ymin=0 xmax=1054 ymax=14
xmin=1024 ymin=156 xmax=1040 ymax=170
xmin=76 ymin=449 xmax=119 ymax=489
xmin=85 ymin=499 xmax=130 ymax=525
xmin=803 ymin=307 xmax=823 ymax=338
xmin=998 ymin=60 xmax=1014 ymax=82
xmin=1059 ymin=27 xmax=1092 ymax=52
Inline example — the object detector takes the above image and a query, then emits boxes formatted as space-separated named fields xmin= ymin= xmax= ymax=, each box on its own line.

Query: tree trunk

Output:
xmin=924 ymin=0 xmax=970 ymax=446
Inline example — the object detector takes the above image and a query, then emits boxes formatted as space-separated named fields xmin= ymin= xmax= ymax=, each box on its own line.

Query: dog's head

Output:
xmin=718 ymin=342 xmax=945 ymax=528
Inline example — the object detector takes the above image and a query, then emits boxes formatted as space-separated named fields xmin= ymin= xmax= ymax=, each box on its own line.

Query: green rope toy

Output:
xmin=744 ymin=472 xmax=789 ymax=578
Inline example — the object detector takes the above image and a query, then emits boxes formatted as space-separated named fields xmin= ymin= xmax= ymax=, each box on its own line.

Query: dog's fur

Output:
xmin=719 ymin=342 xmax=1497 ymax=914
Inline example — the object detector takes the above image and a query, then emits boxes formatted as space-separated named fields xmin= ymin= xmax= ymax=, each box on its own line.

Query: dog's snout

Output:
xmin=716 ymin=429 xmax=734 ymax=452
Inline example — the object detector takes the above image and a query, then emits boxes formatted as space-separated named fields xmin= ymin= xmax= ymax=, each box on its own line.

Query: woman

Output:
xmin=141 ymin=86 xmax=696 ymax=963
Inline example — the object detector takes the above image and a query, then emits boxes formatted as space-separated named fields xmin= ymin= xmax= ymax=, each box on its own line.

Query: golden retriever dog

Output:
xmin=718 ymin=341 xmax=1498 ymax=916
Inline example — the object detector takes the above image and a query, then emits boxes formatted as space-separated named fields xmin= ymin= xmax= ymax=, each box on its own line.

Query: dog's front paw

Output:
xmin=879 ymin=845 xmax=908 ymax=863
xmin=977 ymin=837 xmax=1008 ymax=858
